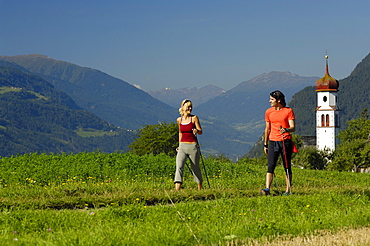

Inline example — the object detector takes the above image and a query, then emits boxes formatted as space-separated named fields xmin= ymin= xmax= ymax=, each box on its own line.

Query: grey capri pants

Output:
xmin=174 ymin=142 xmax=203 ymax=184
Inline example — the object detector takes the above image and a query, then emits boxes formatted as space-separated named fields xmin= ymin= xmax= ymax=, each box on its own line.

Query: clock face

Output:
xmin=323 ymin=96 xmax=327 ymax=102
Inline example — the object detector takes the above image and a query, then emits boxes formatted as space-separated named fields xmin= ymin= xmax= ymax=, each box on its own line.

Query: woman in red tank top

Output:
xmin=174 ymin=99 xmax=203 ymax=190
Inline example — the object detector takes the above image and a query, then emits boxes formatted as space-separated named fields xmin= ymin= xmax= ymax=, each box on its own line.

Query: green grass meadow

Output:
xmin=0 ymin=152 xmax=369 ymax=245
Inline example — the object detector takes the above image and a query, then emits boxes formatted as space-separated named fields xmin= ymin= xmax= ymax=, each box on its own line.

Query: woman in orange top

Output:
xmin=261 ymin=90 xmax=295 ymax=196
xmin=174 ymin=99 xmax=203 ymax=191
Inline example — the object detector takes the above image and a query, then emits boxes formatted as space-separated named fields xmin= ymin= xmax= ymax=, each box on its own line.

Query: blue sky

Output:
xmin=1 ymin=0 xmax=369 ymax=91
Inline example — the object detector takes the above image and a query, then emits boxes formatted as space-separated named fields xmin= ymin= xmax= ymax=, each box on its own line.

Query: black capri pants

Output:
xmin=267 ymin=139 xmax=293 ymax=175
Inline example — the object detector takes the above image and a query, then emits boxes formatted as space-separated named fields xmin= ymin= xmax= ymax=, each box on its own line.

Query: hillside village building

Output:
xmin=315 ymin=55 xmax=340 ymax=151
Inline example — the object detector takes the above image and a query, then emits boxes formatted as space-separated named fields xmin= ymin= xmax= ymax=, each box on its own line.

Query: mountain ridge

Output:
xmin=289 ymin=52 xmax=370 ymax=136
xmin=2 ymin=53 xmax=369 ymax=159
xmin=0 ymin=55 xmax=247 ymax=158
xmin=148 ymin=85 xmax=225 ymax=108
xmin=247 ymin=52 xmax=370 ymax=157
xmin=195 ymin=71 xmax=319 ymax=146
xmin=0 ymin=54 xmax=177 ymax=129
xmin=0 ymin=63 xmax=134 ymax=156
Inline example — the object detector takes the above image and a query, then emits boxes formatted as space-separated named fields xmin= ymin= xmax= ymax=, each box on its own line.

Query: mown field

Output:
xmin=0 ymin=152 xmax=369 ymax=245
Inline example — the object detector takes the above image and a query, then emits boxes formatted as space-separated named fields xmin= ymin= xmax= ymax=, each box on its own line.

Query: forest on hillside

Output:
xmin=0 ymin=65 xmax=134 ymax=157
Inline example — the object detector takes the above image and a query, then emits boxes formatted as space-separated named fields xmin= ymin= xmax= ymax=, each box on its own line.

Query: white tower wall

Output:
xmin=316 ymin=91 xmax=339 ymax=152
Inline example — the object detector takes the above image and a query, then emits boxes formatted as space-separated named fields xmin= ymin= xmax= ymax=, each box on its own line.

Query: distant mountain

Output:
xmin=5 ymin=53 xmax=367 ymax=160
xmin=289 ymin=52 xmax=370 ymax=136
xmin=196 ymin=71 xmax=319 ymax=146
xmin=0 ymin=63 xmax=134 ymax=157
xmin=0 ymin=54 xmax=177 ymax=130
xmin=0 ymin=55 xmax=247 ymax=159
xmin=247 ymin=52 xmax=370 ymax=158
xmin=148 ymin=85 xmax=225 ymax=108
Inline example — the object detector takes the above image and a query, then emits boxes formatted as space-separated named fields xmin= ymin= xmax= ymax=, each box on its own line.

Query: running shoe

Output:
xmin=260 ymin=188 xmax=270 ymax=196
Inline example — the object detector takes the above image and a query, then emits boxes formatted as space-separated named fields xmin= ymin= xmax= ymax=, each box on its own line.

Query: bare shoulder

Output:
xmin=176 ymin=117 xmax=181 ymax=123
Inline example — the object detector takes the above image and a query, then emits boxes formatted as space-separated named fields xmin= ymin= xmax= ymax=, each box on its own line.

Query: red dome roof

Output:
xmin=315 ymin=57 xmax=339 ymax=91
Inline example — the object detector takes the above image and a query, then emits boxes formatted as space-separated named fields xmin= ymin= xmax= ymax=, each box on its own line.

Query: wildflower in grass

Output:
xmin=306 ymin=205 xmax=310 ymax=208
xmin=136 ymin=198 xmax=139 ymax=201
xmin=90 ymin=212 xmax=95 ymax=215
xmin=13 ymin=231 xmax=18 ymax=234
xmin=47 ymin=228 xmax=52 ymax=232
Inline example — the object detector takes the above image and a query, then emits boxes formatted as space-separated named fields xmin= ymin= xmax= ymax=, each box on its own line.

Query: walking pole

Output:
xmin=185 ymin=161 xmax=193 ymax=175
xmin=281 ymin=128 xmax=292 ymax=195
xmin=196 ymin=137 xmax=211 ymax=188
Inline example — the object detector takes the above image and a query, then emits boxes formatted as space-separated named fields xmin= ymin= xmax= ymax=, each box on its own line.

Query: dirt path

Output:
xmin=239 ymin=227 xmax=370 ymax=246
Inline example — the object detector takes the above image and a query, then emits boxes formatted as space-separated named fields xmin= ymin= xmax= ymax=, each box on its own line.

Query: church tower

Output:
xmin=315 ymin=55 xmax=340 ymax=152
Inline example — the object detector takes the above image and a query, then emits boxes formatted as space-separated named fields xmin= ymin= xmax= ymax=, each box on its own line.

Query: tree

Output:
xmin=292 ymin=146 xmax=328 ymax=170
xmin=328 ymin=109 xmax=370 ymax=171
xmin=338 ymin=108 xmax=370 ymax=142
xmin=128 ymin=122 xmax=178 ymax=157
xmin=328 ymin=139 xmax=370 ymax=171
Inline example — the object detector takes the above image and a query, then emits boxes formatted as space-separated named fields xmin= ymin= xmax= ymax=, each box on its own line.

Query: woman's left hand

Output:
xmin=280 ymin=127 xmax=288 ymax=134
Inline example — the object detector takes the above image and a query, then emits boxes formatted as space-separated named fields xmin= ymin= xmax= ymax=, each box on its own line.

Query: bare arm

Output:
xmin=288 ymin=119 xmax=295 ymax=132
xmin=177 ymin=117 xmax=182 ymax=143
xmin=280 ymin=119 xmax=295 ymax=134
xmin=264 ymin=121 xmax=270 ymax=155
xmin=192 ymin=115 xmax=203 ymax=135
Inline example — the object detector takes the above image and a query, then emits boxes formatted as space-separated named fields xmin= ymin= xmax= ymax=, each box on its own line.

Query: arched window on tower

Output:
xmin=326 ymin=114 xmax=330 ymax=127
xmin=321 ymin=114 xmax=325 ymax=127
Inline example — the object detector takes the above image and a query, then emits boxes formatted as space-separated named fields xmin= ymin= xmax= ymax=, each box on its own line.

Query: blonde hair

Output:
xmin=179 ymin=99 xmax=192 ymax=115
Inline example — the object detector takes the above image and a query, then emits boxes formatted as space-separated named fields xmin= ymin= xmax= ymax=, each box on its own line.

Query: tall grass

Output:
xmin=0 ymin=152 xmax=369 ymax=245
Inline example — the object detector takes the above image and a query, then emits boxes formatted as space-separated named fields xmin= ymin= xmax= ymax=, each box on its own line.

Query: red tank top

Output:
xmin=180 ymin=117 xmax=197 ymax=142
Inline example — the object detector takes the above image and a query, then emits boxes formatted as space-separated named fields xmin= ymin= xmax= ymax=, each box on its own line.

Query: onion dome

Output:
xmin=315 ymin=55 xmax=339 ymax=91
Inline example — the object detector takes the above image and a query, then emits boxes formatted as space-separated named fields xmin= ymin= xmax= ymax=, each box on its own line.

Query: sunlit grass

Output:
xmin=0 ymin=152 xmax=368 ymax=245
